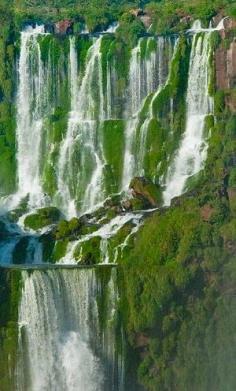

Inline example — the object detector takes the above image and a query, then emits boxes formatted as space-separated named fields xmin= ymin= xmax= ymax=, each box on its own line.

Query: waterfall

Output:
xmin=121 ymin=37 xmax=174 ymax=189
xmin=56 ymin=37 xmax=105 ymax=217
xmin=136 ymin=37 xmax=176 ymax=176
xmin=17 ymin=268 xmax=124 ymax=391
xmin=163 ymin=33 xmax=213 ymax=205
xmin=16 ymin=26 xmax=48 ymax=208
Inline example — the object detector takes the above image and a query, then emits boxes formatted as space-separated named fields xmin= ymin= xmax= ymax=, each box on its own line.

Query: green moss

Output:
xmin=24 ymin=207 xmax=61 ymax=230
xmin=0 ymin=23 xmax=16 ymax=195
xmin=0 ymin=269 xmax=22 ymax=390
xmin=73 ymin=236 xmax=101 ymax=264
xmin=130 ymin=176 xmax=162 ymax=207
xmin=39 ymin=232 xmax=55 ymax=262
xmin=51 ymin=239 xmax=68 ymax=262
xmin=214 ymin=90 xmax=225 ymax=115
xmin=55 ymin=217 xmax=82 ymax=240
xmin=142 ymin=118 xmax=166 ymax=180
xmin=109 ymin=39 xmax=130 ymax=83
xmin=102 ymin=120 xmax=125 ymax=194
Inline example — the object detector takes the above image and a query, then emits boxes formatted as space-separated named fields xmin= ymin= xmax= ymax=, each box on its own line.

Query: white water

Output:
xmin=16 ymin=26 xmax=48 ymax=208
xmin=17 ymin=269 xmax=123 ymax=391
xmin=188 ymin=17 xmax=227 ymax=32
xmin=57 ymin=37 xmax=105 ymax=217
xmin=122 ymin=37 xmax=174 ymax=189
xmin=137 ymin=37 xmax=177 ymax=176
xmin=163 ymin=32 xmax=213 ymax=205
xmin=60 ymin=212 xmax=142 ymax=264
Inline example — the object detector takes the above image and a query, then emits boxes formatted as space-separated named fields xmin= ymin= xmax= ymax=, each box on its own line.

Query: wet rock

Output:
xmin=129 ymin=177 xmax=161 ymax=207
xmin=39 ymin=231 xmax=55 ymax=262
xmin=225 ymin=90 xmax=236 ymax=113
xmin=55 ymin=217 xmax=82 ymax=240
xmin=44 ymin=23 xmax=54 ymax=34
xmin=0 ymin=219 xmax=10 ymax=239
xmin=54 ymin=20 xmax=74 ymax=35
xmin=24 ymin=207 xmax=61 ymax=231
xmin=54 ymin=213 xmax=101 ymax=240
xmin=200 ymin=204 xmax=215 ymax=222
xmin=170 ymin=189 xmax=199 ymax=207
xmin=140 ymin=15 xmax=152 ymax=29
xmin=215 ymin=40 xmax=236 ymax=90
xmin=121 ymin=199 xmax=132 ymax=211
xmin=180 ymin=15 xmax=193 ymax=26
xmin=80 ymin=223 xmax=100 ymax=236
xmin=134 ymin=333 xmax=150 ymax=349
xmin=130 ymin=8 xmax=144 ymax=18
xmin=212 ymin=13 xmax=225 ymax=28
xmin=134 ymin=333 xmax=150 ymax=359
xmin=223 ymin=17 xmax=236 ymax=32
xmin=12 ymin=237 xmax=29 ymax=264
xmin=74 ymin=237 xmax=101 ymax=265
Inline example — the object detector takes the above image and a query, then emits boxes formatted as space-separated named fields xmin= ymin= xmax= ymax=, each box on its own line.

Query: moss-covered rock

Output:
xmin=129 ymin=176 xmax=162 ymax=207
xmin=51 ymin=239 xmax=69 ymax=262
xmin=24 ymin=207 xmax=61 ymax=231
xmin=55 ymin=217 xmax=83 ymax=240
xmin=73 ymin=236 xmax=101 ymax=264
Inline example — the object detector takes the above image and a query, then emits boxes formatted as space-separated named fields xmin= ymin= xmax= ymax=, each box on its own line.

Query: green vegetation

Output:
xmin=146 ymin=0 xmax=236 ymax=33
xmin=0 ymin=269 xmax=22 ymax=391
xmin=24 ymin=207 xmax=61 ymax=230
xmin=74 ymin=236 xmax=101 ymax=264
xmin=117 ymin=81 xmax=236 ymax=389
xmin=0 ymin=0 xmax=234 ymax=39
xmin=0 ymin=9 xmax=17 ymax=195
xmin=102 ymin=120 xmax=125 ymax=194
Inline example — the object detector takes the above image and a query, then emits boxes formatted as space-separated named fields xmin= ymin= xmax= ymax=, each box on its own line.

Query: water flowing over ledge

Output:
xmin=14 ymin=266 xmax=125 ymax=391
xmin=0 ymin=21 xmax=219 ymax=267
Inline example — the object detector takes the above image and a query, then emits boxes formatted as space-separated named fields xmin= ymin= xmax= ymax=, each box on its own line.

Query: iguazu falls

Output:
xmin=0 ymin=1 xmax=236 ymax=390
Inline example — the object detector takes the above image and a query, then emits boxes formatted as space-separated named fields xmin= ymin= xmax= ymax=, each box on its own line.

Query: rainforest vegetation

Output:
xmin=0 ymin=0 xmax=235 ymax=390
xmin=0 ymin=0 xmax=235 ymax=33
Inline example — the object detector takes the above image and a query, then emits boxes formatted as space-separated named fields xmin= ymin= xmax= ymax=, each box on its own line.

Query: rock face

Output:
xmin=129 ymin=8 xmax=152 ymax=28
xmin=214 ymin=16 xmax=236 ymax=92
xmin=200 ymin=204 xmax=215 ymax=222
xmin=140 ymin=15 xmax=152 ymax=29
xmin=215 ymin=40 xmax=236 ymax=90
xmin=130 ymin=8 xmax=144 ymax=18
xmin=225 ymin=90 xmax=236 ymax=112
xmin=129 ymin=177 xmax=161 ymax=207
xmin=54 ymin=20 xmax=73 ymax=35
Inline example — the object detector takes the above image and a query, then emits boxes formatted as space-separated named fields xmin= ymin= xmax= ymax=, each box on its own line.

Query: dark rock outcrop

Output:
xmin=54 ymin=20 xmax=74 ymax=35
xmin=215 ymin=40 xmax=236 ymax=90
xmin=24 ymin=207 xmax=61 ymax=231
xmin=129 ymin=177 xmax=161 ymax=207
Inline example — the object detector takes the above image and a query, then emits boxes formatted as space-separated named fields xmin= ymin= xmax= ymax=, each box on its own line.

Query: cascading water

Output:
xmin=16 ymin=26 xmax=48 ymax=208
xmin=136 ymin=37 xmax=176 ymax=176
xmin=121 ymin=37 xmax=175 ymax=189
xmin=163 ymin=32 xmax=213 ymax=205
xmin=17 ymin=268 xmax=124 ymax=391
xmin=56 ymin=37 xmax=106 ymax=217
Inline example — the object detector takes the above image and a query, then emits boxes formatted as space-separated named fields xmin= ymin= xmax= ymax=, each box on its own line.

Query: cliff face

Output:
xmin=215 ymin=41 xmax=236 ymax=90
xmin=215 ymin=17 xmax=236 ymax=112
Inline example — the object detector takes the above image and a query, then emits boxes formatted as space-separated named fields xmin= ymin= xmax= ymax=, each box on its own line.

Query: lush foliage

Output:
xmin=118 ymin=73 xmax=236 ymax=389
xmin=0 ymin=0 xmax=234 ymax=35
